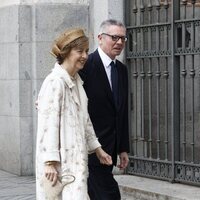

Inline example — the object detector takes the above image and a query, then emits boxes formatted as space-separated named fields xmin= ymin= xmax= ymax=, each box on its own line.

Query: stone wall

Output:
xmin=0 ymin=0 xmax=124 ymax=175
xmin=0 ymin=1 xmax=89 ymax=175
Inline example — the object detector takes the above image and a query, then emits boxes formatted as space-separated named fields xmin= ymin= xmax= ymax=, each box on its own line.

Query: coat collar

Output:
xmin=52 ymin=62 xmax=87 ymax=108
xmin=52 ymin=62 xmax=83 ymax=89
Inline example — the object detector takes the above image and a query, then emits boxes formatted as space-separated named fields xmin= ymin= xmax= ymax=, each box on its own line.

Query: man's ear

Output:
xmin=98 ymin=34 xmax=102 ymax=44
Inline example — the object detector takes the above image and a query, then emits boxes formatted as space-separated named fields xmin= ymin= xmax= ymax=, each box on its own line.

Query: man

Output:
xmin=79 ymin=19 xmax=130 ymax=200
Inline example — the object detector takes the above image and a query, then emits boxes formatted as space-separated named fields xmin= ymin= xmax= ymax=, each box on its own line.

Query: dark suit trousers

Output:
xmin=88 ymin=165 xmax=121 ymax=200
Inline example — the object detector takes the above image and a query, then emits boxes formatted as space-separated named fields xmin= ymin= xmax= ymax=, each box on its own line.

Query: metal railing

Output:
xmin=126 ymin=0 xmax=200 ymax=185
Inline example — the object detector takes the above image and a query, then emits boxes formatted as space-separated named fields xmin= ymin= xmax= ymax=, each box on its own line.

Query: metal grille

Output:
xmin=126 ymin=0 xmax=200 ymax=185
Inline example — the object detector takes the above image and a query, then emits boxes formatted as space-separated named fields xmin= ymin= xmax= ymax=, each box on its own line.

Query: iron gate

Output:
xmin=126 ymin=0 xmax=200 ymax=185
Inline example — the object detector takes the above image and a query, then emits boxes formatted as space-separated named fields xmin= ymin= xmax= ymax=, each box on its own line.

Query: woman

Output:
xmin=36 ymin=28 xmax=112 ymax=200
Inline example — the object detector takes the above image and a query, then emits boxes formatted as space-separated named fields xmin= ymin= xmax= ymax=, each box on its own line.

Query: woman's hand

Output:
xmin=44 ymin=161 xmax=59 ymax=186
xmin=95 ymin=147 xmax=112 ymax=165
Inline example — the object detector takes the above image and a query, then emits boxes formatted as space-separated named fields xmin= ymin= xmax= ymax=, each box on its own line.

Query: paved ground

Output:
xmin=0 ymin=170 xmax=35 ymax=200
xmin=1 ymin=169 xmax=200 ymax=200
xmin=0 ymin=170 xmax=130 ymax=200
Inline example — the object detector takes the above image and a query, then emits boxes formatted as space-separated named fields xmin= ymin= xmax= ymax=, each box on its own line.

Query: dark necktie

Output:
xmin=110 ymin=61 xmax=118 ymax=107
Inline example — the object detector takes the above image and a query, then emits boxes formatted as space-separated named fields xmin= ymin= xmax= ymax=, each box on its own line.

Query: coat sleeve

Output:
xmin=37 ymin=77 xmax=63 ymax=163
xmin=84 ymin=113 xmax=101 ymax=154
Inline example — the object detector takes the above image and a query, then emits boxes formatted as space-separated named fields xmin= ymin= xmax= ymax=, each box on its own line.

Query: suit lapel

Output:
xmin=115 ymin=60 xmax=122 ymax=111
xmin=93 ymin=51 xmax=115 ymax=108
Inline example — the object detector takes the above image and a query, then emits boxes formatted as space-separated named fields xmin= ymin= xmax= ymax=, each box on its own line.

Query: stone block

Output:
xmin=0 ymin=43 xmax=19 ymax=80
xmin=19 ymin=42 xmax=32 ymax=80
xmin=34 ymin=41 xmax=55 ymax=79
xmin=19 ymin=80 xmax=32 ymax=117
xmin=34 ymin=4 xmax=89 ymax=42
xmin=19 ymin=5 xmax=32 ymax=42
xmin=20 ymin=116 xmax=33 ymax=175
xmin=0 ymin=116 xmax=20 ymax=174
xmin=0 ymin=80 xmax=19 ymax=116
xmin=0 ymin=5 xmax=19 ymax=43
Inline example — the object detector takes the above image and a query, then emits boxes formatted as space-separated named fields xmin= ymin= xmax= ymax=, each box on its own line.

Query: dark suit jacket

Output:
xmin=79 ymin=49 xmax=129 ymax=166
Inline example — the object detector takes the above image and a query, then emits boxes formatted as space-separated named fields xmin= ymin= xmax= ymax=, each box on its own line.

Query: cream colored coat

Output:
xmin=36 ymin=63 xmax=101 ymax=200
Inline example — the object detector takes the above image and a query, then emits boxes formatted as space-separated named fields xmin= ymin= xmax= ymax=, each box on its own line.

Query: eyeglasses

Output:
xmin=101 ymin=33 xmax=127 ymax=42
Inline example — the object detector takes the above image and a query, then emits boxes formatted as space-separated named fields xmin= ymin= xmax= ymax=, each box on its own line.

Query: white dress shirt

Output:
xmin=98 ymin=47 xmax=116 ymax=89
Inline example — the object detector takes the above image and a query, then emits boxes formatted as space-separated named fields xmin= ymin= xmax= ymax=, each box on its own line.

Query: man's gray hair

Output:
xmin=99 ymin=19 xmax=126 ymax=34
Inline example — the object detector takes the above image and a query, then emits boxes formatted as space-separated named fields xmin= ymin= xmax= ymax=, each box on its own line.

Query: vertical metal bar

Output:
xmin=181 ymin=0 xmax=188 ymax=163
xmin=190 ymin=59 xmax=195 ymax=163
xmin=140 ymin=0 xmax=145 ymax=156
xmin=190 ymin=0 xmax=196 ymax=163
xmin=125 ymin=0 xmax=130 ymax=27
xmin=155 ymin=0 xmax=161 ymax=160
xmin=125 ymin=0 xmax=133 ymax=156
xmin=171 ymin=0 xmax=181 ymax=182
xmin=148 ymin=0 xmax=153 ymax=159
xmin=133 ymin=0 xmax=138 ymax=157
xmin=163 ymin=0 xmax=170 ymax=161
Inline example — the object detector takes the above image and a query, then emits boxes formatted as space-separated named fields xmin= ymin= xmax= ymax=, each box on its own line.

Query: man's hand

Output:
xmin=117 ymin=152 xmax=129 ymax=170
xmin=95 ymin=147 xmax=113 ymax=165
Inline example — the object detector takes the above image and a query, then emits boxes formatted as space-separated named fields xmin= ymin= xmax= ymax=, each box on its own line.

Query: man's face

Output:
xmin=98 ymin=25 xmax=126 ymax=60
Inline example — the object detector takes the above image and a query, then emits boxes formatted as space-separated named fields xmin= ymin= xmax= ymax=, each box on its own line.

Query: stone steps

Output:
xmin=115 ymin=175 xmax=200 ymax=200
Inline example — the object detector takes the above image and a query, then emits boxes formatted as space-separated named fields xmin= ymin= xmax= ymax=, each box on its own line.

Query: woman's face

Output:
xmin=65 ymin=46 xmax=89 ymax=71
